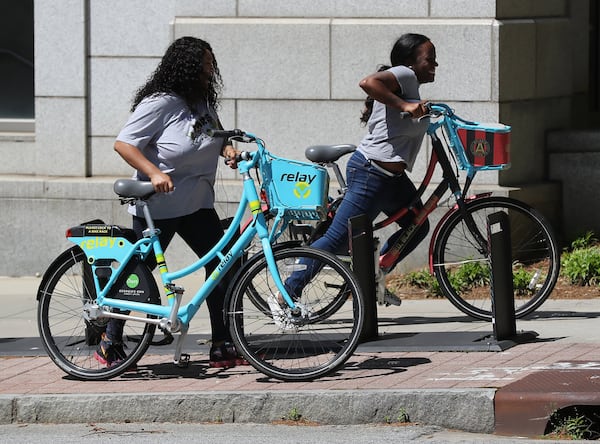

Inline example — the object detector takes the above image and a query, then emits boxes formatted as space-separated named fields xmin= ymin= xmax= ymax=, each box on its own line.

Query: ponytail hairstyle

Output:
xmin=360 ymin=33 xmax=431 ymax=124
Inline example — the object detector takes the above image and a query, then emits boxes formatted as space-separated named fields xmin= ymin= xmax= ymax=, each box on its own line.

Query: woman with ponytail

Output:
xmin=285 ymin=33 xmax=438 ymax=306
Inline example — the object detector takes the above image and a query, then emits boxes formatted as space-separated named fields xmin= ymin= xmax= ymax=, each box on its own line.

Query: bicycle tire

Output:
xmin=227 ymin=246 xmax=365 ymax=381
xmin=243 ymin=241 xmax=351 ymax=323
xmin=243 ymin=241 xmax=298 ymax=311
xmin=37 ymin=246 xmax=160 ymax=380
xmin=238 ymin=212 xmax=346 ymax=322
xmin=432 ymin=196 xmax=560 ymax=321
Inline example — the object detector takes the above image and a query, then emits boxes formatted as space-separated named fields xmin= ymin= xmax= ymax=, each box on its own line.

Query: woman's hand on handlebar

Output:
xmin=402 ymin=101 xmax=429 ymax=119
xmin=222 ymin=144 xmax=241 ymax=169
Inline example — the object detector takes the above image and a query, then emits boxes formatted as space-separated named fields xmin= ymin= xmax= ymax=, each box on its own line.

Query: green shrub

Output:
xmin=451 ymin=260 xmax=490 ymax=290
xmin=402 ymin=261 xmax=490 ymax=296
xmin=570 ymin=230 xmax=598 ymax=250
xmin=561 ymin=246 xmax=600 ymax=286
xmin=401 ymin=269 xmax=442 ymax=297
xmin=547 ymin=406 xmax=600 ymax=440
xmin=512 ymin=265 xmax=535 ymax=295
xmin=403 ymin=260 xmax=539 ymax=296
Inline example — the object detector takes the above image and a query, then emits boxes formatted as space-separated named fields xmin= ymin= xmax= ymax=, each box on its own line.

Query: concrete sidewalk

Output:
xmin=1 ymin=276 xmax=600 ymax=437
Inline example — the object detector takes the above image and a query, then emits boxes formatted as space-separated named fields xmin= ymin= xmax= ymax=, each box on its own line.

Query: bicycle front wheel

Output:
xmin=37 ymin=247 xmax=159 ymax=380
xmin=432 ymin=197 xmax=560 ymax=321
xmin=227 ymin=246 xmax=364 ymax=381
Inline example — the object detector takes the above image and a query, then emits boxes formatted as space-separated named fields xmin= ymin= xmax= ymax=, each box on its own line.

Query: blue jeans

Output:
xmin=285 ymin=150 xmax=429 ymax=295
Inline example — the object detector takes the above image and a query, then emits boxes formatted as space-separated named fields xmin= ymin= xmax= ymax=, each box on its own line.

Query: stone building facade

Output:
xmin=0 ymin=0 xmax=595 ymax=275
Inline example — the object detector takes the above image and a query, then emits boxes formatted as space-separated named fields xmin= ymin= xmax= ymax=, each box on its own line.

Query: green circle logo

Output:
xmin=126 ymin=273 xmax=140 ymax=289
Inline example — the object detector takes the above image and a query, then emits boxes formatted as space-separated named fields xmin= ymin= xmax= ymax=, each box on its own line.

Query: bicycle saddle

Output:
xmin=113 ymin=179 xmax=155 ymax=199
xmin=305 ymin=144 xmax=356 ymax=163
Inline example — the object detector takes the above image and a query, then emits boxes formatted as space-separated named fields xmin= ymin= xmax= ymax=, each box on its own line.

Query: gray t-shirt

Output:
xmin=357 ymin=65 xmax=429 ymax=171
xmin=116 ymin=93 xmax=222 ymax=219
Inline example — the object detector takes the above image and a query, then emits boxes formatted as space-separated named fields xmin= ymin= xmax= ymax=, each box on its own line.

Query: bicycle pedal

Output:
xmin=174 ymin=353 xmax=190 ymax=368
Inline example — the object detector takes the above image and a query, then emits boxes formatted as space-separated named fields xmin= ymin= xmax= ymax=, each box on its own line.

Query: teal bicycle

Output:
xmin=36 ymin=129 xmax=365 ymax=382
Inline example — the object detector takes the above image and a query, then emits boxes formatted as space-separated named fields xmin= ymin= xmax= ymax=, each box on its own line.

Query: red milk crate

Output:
xmin=456 ymin=122 xmax=511 ymax=170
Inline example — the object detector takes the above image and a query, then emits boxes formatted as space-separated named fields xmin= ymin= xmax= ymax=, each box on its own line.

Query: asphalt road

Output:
xmin=0 ymin=422 xmax=582 ymax=443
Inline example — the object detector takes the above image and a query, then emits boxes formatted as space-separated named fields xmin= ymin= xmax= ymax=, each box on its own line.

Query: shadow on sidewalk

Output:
xmin=523 ymin=310 xmax=600 ymax=320
xmin=111 ymin=355 xmax=433 ymax=383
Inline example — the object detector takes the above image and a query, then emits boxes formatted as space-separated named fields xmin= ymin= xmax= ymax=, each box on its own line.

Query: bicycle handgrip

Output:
xmin=208 ymin=128 xmax=245 ymax=139
xmin=400 ymin=111 xmax=412 ymax=119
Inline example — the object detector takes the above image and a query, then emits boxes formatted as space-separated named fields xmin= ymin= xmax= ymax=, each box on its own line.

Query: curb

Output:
xmin=0 ymin=389 xmax=496 ymax=433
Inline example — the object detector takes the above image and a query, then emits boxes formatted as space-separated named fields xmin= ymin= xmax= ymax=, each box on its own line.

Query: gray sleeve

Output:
xmin=388 ymin=65 xmax=420 ymax=101
xmin=116 ymin=97 xmax=165 ymax=149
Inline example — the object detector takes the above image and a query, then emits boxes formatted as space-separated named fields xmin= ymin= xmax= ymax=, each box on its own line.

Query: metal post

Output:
xmin=487 ymin=211 xmax=517 ymax=340
xmin=349 ymin=214 xmax=378 ymax=341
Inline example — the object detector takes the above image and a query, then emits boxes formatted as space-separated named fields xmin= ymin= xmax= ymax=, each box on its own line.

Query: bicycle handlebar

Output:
xmin=208 ymin=128 xmax=257 ymax=143
xmin=426 ymin=103 xmax=477 ymax=126
xmin=208 ymin=128 xmax=243 ymax=139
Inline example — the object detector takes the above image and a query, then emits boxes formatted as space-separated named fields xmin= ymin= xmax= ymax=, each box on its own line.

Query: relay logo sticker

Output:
xmin=280 ymin=172 xmax=317 ymax=184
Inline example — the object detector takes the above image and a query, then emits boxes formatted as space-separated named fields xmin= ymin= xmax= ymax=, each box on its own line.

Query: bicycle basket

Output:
xmin=454 ymin=121 xmax=511 ymax=171
xmin=261 ymin=153 xmax=329 ymax=220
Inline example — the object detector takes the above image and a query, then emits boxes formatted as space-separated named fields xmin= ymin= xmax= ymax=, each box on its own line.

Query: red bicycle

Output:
xmin=282 ymin=103 xmax=560 ymax=321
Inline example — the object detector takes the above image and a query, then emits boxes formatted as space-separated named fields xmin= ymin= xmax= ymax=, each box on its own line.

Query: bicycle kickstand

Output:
xmin=173 ymin=324 xmax=190 ymax=368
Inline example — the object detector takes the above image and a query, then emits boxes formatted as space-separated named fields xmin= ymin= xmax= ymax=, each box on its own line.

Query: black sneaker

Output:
xmin=93 ymin=333 xmax=137 ymax=370
xmin=224 ymin=342 xmax=249 ymax=366
xmin=209 ymin=342 xmax=248 ymax=368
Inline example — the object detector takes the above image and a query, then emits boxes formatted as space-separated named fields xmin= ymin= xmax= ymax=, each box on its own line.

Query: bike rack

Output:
xmin=487 ymin=211 xmax=537 ymax=344
xmin=349 ymin=214 xmax=378 ymax=341
xmin=349 ymin=211 xmax=538 ymax=350
xmin=487 ymin=211 xmax=517 ymax=340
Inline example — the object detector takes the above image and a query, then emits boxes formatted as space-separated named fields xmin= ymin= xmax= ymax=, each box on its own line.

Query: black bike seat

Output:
xmin=305 ymin=144 xmax=357 ymax=163
xmin=113 ymin=179 xmax=155 ymax=199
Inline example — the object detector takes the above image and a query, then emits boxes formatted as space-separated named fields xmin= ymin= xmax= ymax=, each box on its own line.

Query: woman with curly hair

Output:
xmin=96 ymin=36 xmax=244 ymax=369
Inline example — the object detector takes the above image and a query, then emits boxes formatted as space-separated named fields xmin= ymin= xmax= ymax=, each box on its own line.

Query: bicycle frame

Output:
xmin=344 ymin=104 xmax=503 ymax=273
xmin=68 ymin=134 xmax=298 ymax=361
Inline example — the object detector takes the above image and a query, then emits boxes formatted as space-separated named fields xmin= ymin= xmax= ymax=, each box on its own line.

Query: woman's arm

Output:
xmin=359 ymin=70 xmax=427 ymax=118
xmin=114 ymin=140 xmax=174 ymax=193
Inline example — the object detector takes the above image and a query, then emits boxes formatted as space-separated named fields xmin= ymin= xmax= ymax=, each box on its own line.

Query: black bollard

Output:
xmin=487 ymin=211 xmax=517 ymax=340
xmin=349 ymin=214 xmax=378 ymax=341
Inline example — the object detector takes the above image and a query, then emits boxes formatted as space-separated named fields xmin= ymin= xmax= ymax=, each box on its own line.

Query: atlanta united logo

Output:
xmin=470 ymin=139 xmax=491 ymax=157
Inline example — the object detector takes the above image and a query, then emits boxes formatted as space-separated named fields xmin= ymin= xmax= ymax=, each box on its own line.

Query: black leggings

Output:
xmin=106 ymin=208 xmax=230 ymax=344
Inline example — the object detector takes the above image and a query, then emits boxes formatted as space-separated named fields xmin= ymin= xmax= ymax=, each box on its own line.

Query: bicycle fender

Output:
xmin=427 ymin=193 xmax=492 ymax=273
xmin=66 ymin=222 xmax=137 ymax=255
xmin=37 ymin=246 xmax=84 ymax=301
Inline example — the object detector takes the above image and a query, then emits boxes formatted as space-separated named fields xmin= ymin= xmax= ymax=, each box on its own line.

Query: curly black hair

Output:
xmin=360 ymin=33 xmax=430 ymax=124
xmin=131 ymin=36 xmax=223 ymax=112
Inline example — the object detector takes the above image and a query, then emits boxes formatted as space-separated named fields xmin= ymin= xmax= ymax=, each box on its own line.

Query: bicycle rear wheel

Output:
xmin=37 ymin=246 xmax=160 ymax=380
xmin=432 ymin=196 xmax=560 ymax=321
xmin=227 ymin=246 xmax=364 ymax=381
